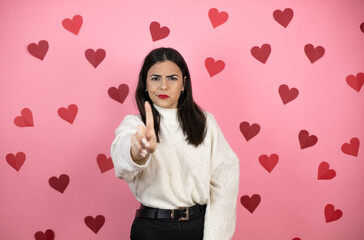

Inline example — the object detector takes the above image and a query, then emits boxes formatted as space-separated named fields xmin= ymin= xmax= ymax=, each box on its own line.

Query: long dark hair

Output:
xmin=135 ymin=47 xmax=206 ymax=147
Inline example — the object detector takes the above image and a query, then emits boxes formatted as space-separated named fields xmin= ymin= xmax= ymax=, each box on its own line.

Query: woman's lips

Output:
xmin=158 ymin=95 xmax=169 ymax=99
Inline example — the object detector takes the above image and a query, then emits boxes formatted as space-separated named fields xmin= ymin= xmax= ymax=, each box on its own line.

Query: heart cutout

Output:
xmin=14 ymin=108 xmax=34 ymax=127
xmin=34 ymin=229 xmax=55 ymax=240
xmin=27 ymin=40 xmax=49 ymax=60
xmin=279 ymin=84 xmax=299 ymax=104
xmin=205 ymin=57 xmax=225 ymax=77
xmin=6 ymin=152 xmax=26 ymax=171
xmin=85 ymin=48 xmax=106 ymax=68
xmin=108 ymin=84 xmax=129 ymax=104
xmin=84 ymin=215 xmax=105 ymax=233
xmin=318 ymin=162 xmax=336 ymax=180
xmin=346 ymin=73 xmax=364 ymax=92
xmin=251 ymin=44 xmax=271 ymax=64
xmin=360 ymin=22 xmax=364 ymax=34
xmin=341 ymin=137 xmax=360 ymax=157
xmin=208 ymin=8 xmax=229 ymax=28
xmin=259 ymin=154 xmax=279 ymax=173
xmin=62 ymin=15 xmax=83 ymax=35
xmin=58 ymin=104 xmax=78 ymax=124
xmin=324 ymin=204 xmax=343 ymax=223
xmin=149 ymin=21 xmax=170 ymax=41
xmin=273 ymin=8 xmax=293 ymax=28
xmin=49 ymin=174 xmax=70 ymax=193
xmin=97 ymin=154 xmax=114 ymax=173
xmin=240 ymin=194 xmax=261 ymax=213
xmin=304 ymin=44 xmax=325 ymax=63
xmin=299 ymin=130 xmax=318 ymax=149
xmin=239 ymin=121 xmax=260 ymax=141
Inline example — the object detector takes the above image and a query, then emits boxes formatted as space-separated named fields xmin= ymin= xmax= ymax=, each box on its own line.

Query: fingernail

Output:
xmin=141 ymin=138 xmax=147 ymax=145
xmin=140 ymin=152 xmax=146 ymax=158
xmin=141 ymin=149 xmax=147 ymax=155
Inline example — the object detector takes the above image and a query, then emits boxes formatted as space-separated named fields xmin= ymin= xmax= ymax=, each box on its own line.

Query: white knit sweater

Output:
xmin=110 ymin=104 xmax=240 ymax=240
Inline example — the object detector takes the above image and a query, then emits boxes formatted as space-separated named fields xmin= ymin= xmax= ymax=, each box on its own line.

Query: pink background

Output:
xmin=1 ymin=0 xmax=364 ymax=239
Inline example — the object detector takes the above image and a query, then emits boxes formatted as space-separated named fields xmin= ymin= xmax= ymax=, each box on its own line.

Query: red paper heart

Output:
xmin=149 ymin=21 xmax=170 ymax=41
xmin=239 ymin=121 xmax=260 ymax=141
xmin=259 ymin=154 xmax=279 ymax=173
xmin=279 ymin=84 xmax=299 ymax=104
xmin=27 ymin=40 xmax=49 ymax=60
xmin=318 ymin=162 xmax=336 ymax=180
xmin=341 ymin=137 xmax=360 ymax=157
xmin=14 ymin=108 xmax=34 ymax=127
xmin=85 ymin=48 xmax=106 ymax=68
xmin=292 ymin=238 xmax=301 ymax=240
xmin=324 ymin=204 xmax=343 ymax=223
xmin=97 ymin=154 xmax=114 ymax=173
xmin=299 ymin=130 xmax=318 ymax=149
xmin=34 ymin=229 xmax=55 ymax=240
xmin=273 ymin=8 xmax=293 ymax=28
xmin=240 ymin=194 xmax=261 ymax=213
xmin=205 ymin=57 xmax=225 ymax=77
xmin=6 ymin=152 xmax=26 ymax=171
xmin=62 ymin=15 xmax=83 ymax=35
xmin=304 ymin=44 xmax=325 ymax=63
xmin=57 ymin=104 xmax=78 ymax=124
xmin=85 ymin=215 xmax=105 ymax=233
xmin=346 ymin=73 xmax=364 ymax=92
xmin=208 ymin=8 xmax=229 ymax=28
xmin=251 ymin=44 xmax=271 ymax=64
xmin=108 ymin=84 xmax=129 ymax=104
xmin=49 ymin=174 xmax=70 ymax=193
xmin=360 ymin=22 xmax=364 ymax=33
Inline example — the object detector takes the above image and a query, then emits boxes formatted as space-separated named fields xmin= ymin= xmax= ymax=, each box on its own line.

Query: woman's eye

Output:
xmin=170 ymin=77 xmax=177 ymax=81
xmin=151 ymin=77 xmax=159 ymax=81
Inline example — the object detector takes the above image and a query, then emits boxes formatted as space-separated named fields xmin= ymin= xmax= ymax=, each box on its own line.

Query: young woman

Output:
xmin=111 ymin=47 xmax=240 ymax=240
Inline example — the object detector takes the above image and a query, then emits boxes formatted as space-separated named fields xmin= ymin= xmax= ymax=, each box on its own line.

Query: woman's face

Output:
xmin=146 ymin=60 xmax=185 ymax=109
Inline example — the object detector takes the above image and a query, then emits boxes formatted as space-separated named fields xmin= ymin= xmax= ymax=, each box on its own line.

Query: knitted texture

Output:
xmin=110 ymin=104 xmax=240 ymax=240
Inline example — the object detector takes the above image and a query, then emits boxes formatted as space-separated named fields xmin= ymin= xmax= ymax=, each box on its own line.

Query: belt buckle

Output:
xmin=177 ymin=206 xmax=189 ymax=221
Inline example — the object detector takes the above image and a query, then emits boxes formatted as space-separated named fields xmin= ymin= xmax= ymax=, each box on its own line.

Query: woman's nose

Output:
xmin=160 ymin=77 xmax=168 ymax=90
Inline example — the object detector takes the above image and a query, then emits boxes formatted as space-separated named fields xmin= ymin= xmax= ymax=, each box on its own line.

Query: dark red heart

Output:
xmin=14 ymin=108 xmax=34 ymax=127
xmin=299 ymin=130 xmax=318 ymax=149
xmin=279 ymin=84 xmax=299 ymax=104
xmin=341 ymin=137 xmax=360 ymax=157
xmin=97 ymin=154 xmax=114 ymax=173
xmin=318 ymin=162 xmax=336 ymax=180
xmin=304 ymin=44 xmax=325 ymax=63
xmin=6 ymin=152 xmax=26 ymax=171
xmin=34 ymin=229 xmax=55 ymax=240
xmin=205 ymin=57 xmax=225 ymax=77
xmin=240 ymin=194 xmax=261 ymax=213
xmin=259 ymin=154 xmax=279 ymax=173
xmin=108 ymin=84 xmax=129 ymax=104
xmin=57 ymin=104 xmax=78 ymax=124
xmin=239 ymin=121 xmax=260 ymax=141
xmin=149 ymin=21 xmax=170 ymax=41
xmin=251 ymin=44 xmax=271 ymax=64
xmin=49 ymin=174 xmax=70 ymax=193
xmin=27 ymin=40 xmax=49 ymax=60
xmin=360 ymin=22 xmax=364 ymax=34
xmin=273 ymin=8 xmax=293 ymax=28
xmin=84 ymin=215 xmax=105 ymax=233
xmin=208 ymin=8 xmax=229 ymax=28
xmin=346 ymin=73 xmax=364 ymax=92
xmin=85 ymin=48 xmax=106 ymax=68
xmin=324 ymin=204 xmax=343 ymax=223
xmin=62 ymin=15 xmax=83 ymax=35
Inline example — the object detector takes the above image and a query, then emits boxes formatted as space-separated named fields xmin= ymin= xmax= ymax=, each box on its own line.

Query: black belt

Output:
xmin=135 ymin=204 xmax=206 ymax=221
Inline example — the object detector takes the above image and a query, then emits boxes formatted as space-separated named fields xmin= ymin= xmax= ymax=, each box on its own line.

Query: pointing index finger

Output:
xmin=145 ymin=101 xmax=154 ymax=130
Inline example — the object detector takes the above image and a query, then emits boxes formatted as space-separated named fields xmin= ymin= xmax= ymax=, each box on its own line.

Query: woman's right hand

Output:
xmin=131 ymin=101 xmax=157 ymax=161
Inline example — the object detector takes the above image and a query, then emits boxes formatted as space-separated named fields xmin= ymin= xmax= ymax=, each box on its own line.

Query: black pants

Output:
xmin=130 ymin=208 xmax=205 ymax=240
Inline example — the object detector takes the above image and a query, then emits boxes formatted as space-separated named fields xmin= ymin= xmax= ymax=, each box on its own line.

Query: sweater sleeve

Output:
xmin=203 ymin=113 xmax=240 ymax=240
xmin=110 ymin=114 xmax=152 ymax=183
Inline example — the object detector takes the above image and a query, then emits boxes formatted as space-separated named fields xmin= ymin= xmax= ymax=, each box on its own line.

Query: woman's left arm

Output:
xmin=203 ymin=113 xmax=240 ymax=240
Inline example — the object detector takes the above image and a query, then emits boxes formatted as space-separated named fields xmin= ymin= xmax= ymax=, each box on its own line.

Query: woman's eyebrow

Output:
xmin=149 ymin=74 xmax=179 ymax=77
